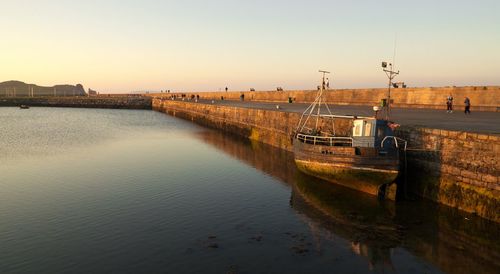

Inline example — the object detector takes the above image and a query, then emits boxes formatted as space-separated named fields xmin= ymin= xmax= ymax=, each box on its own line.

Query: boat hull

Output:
xmin=293 ymin=140 xmax=399 ymax=198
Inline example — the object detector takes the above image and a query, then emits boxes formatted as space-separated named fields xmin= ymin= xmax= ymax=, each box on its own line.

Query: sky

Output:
xmin=1 ymin=0 xmax=499 ymax=93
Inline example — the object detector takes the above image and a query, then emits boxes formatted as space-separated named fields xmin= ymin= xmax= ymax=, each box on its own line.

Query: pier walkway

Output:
xmin=193 ymin=99 xmax=500 ymax=134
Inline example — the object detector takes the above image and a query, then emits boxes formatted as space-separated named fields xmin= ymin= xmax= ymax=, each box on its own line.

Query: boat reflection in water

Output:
xmin=197 ymin=130 xmax=500 ymax=274
xmin=291 ymin=174 xmax=400 ymax=272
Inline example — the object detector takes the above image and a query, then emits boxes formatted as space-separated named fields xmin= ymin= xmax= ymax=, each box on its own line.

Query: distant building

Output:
xmin=88 ymin=88 xmax=98 ymax=96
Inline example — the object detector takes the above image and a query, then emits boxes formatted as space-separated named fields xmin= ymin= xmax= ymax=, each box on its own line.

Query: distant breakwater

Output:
xmin=153 ymin=98 xmax=500 ymax=223
xmin=0 ymin=96 xmax=152 ymax=109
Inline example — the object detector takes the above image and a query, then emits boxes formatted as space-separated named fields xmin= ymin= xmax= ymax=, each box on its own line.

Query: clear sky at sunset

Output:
xmin=1 ymin=0 xmax=499 ymax=92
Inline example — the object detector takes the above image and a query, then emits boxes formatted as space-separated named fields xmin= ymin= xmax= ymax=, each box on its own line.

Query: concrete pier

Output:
xmin=151 ymin=85 xmax=500 ymax=112
xmin=153 ymin=98 xmax=499 ymax=223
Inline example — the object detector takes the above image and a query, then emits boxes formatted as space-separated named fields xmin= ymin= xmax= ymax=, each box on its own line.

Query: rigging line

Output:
xmin=296 ymin=101 xmax=314 ymax=131
xmin=322 ymin=100 xmax=336 ymax=136
xmin=392 ymin=33 xmax=397 ymax=69
xmin=297 ymin=87 xmax=322 ymax=132
xmin=315 ymin=89 xmax=322 ymax=129
xmin=300 ymin=91 xmax=320 ymax=132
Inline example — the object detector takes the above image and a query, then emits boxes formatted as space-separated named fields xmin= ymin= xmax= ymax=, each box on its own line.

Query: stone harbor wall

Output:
xmin=153 ymin=99 xmax=352 ymax=151
xmin=153 ymin=98 xmax=499 ymax=222
xmin=397 ymin=127 xmax=499 ymax=222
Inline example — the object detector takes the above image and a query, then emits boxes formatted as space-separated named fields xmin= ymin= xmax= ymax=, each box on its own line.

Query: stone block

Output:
xmin=431 ymin=129 xmax=441 ymax=136
xmin=469 ymin=179 xmax=486 ymax=188
xmin=439 ymin=130 xmax=449 ymax=137
xmin=447 ymin=131 xmax=460 ymax=138
xmin=423 ymin=128 xmax=433 ymax=134
xmin=458 ymin=132 xmax=468 ymax=140
xmin=460 ymin=177 xmax=470 ymax=184
xmin=440 ymin=164 xmax=454 ymax=174
xmin=460 ymin=169 xmax=476 ymax=180
xmin=482 ymin=174 xmax=498 ymax=184
xmin=491 ymin=184 xmax=500 ymax=192
xmin=450 ymin=166 xmax=462 ymax=175
xmin=493 ymin=144 xmax=500 ymax=155
xmin=488 ymin=135 xmax=500 ymax=142
xmin=462 ymin=141 xmax=474 ymax=149
xmin=477 ymin=134 xmax=489 ymax=141
xmin=467 ymin=133 xmax=480 ymax=141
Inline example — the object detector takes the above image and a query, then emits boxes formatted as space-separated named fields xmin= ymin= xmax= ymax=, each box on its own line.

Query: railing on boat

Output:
xmin=381 ymin=136 xmax=408 ymax=150
xmin=296 ymin=133 xmax=353 ymax=146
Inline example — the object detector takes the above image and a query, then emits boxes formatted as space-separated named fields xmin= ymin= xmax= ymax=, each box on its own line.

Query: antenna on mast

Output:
xmin=381 ymin=36 xmax=399 ymax=121
xmin=392 ymin=33 xmax=397 ymax=68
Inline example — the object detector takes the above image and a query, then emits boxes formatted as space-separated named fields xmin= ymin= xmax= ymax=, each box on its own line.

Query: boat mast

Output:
xmin=315 ymin=70 xmax=330 ymax=129
xmin=296 ymin=70 xmax=334 ymax=135
xmin=381 ymin=62 xmax=399 ymax=120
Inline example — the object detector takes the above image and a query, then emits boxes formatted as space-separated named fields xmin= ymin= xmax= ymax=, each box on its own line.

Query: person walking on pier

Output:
xmin=446 ymin=94 xmax=453 ymax=113
xmin=464 ymin=97 xmax=471 ymax=114
xmin=326 ymin=78 xmax=330 ymax=89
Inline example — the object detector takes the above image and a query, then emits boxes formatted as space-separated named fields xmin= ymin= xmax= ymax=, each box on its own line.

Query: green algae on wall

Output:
xmin=397 ymin=127 xmax=499 ymax=222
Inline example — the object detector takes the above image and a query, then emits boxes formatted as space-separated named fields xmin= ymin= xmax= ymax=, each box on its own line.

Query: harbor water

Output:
xmin=1 ymin=107 xmax=499 ymax=274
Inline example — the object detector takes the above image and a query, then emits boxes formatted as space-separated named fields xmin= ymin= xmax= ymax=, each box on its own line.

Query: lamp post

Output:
xmin=381 ymin=62 xmax=399 ymax=120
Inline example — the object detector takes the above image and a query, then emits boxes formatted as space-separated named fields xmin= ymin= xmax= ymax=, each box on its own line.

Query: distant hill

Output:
xmin=0 ymin=81 xmax=86 ymax=97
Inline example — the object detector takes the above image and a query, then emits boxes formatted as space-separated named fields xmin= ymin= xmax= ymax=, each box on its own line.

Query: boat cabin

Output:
xmin=352 ymin=118 xmax=393 ymax=148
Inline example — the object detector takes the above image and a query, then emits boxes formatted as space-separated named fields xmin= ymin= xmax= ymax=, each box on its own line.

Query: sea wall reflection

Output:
xmin=197 ymin=130 xmax=500 ymax=274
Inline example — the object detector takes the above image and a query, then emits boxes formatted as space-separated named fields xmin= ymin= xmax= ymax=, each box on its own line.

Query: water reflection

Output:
xmin=197 ymin=130 xmax=500 ymax=274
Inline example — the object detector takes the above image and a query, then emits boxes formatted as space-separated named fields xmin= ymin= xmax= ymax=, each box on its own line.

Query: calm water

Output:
xmin=1 ymin=107 xmax=499 ymax=274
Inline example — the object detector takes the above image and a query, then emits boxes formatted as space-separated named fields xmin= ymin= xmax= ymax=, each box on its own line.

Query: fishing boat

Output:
xmin=292 ymin=70 xmax=406 ymax=199
xmin=19 ymin=105 xmax=30 ymax=109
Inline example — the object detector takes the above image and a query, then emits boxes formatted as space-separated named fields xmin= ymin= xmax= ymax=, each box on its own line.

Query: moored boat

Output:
xmin=19 ymin=104 xmax=30 ymax=109
xmin=293 ymin=70 xmax=406 ymax=199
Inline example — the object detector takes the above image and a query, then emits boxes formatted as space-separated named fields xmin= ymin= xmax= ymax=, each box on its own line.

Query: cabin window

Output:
xmin=354 ymin=124 xmax=362 ymax=136
xmin=353 ymin=120 xmax=364 ymax=137
xmin=364 ymin=123 xmax=372 ymax=137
